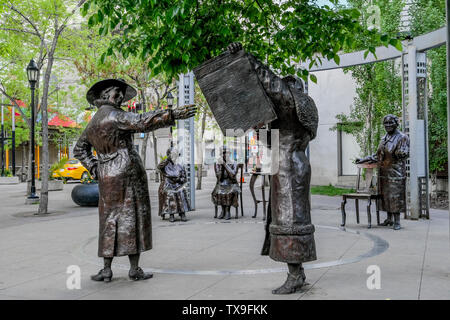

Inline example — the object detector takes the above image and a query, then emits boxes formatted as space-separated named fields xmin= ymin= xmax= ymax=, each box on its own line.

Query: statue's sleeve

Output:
xmin=73 ymin=130 xmax=98 ymax=175
xmin=248 ymin=53 xmax=318 ymax=140
xmin=179 ymin=165 xmax=187 ymax=184
xmin=157 ymin=159 xmax=168 ymax=174
xmin=248 ymin=54 xmax=292 ymax=107
xmin=115 ymin=109 xmax=175 ymax=133
xmin=395 ymin=134 xmax=410 ymax=160
xmin=223 ymin=163 xmax=238 ymax=179
xmin=214 ymin=163 xmax=221 ymax=178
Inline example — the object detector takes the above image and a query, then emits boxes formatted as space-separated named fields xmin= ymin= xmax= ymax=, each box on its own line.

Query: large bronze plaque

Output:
xmin=194 ymin=50 xmax=277 ymax=136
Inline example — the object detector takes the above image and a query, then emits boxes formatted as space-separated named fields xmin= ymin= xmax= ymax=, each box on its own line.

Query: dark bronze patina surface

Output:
xmin=356 ymin=114 xmax=410 ymax=230
xmin=193 ymin=50 xmax=277 ymax=135
xmin=157 ymin=147 xmax=191 ymax=222
xmin=211 ymin=147 xmax=241 ymax=220
xmin=197 ymin=43 xmax=319 ymax=294
xmin=74 ymin=78 xmax=196 ymax=281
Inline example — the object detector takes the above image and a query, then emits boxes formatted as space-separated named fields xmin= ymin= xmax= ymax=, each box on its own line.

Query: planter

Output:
xmin=0 ymin=176 xmax=20 ymax=185
xmin=36 ymin=180 xmax=64 ymax=191
xmin=71 ymin=183 xmax=99 ymax=207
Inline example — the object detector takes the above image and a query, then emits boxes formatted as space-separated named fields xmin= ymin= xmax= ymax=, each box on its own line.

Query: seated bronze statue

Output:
xmin=211 ymin=146 xmax=241 ymax=220
xmin=158 ymin=147 xmax=191 ymax=222
xmin=356 ymin=114 xmax=410 ymax=230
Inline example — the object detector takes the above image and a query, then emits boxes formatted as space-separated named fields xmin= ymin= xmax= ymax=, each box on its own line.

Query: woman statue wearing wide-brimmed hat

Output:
xmin=74 ymin=78 xmax=196 ymax=282
xmin=356 ymin=114 xmax=410 ymax=230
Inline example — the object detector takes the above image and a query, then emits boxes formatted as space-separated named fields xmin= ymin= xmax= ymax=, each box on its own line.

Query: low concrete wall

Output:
xmin=0 ymin=176 xmax=20 ymax=185
xmin=36 ymin=180 xmax=64 ymax=191
xmin=336 ymin=175 xmax=357 ymax=189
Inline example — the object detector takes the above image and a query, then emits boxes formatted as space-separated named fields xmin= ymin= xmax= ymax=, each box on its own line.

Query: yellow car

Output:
xmin=52 ymin=158 xmax=90 ymax=181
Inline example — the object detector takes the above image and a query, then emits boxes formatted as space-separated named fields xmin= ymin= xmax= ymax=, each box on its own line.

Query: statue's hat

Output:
xmin=86 ymin=78 xmax=137 ymax=105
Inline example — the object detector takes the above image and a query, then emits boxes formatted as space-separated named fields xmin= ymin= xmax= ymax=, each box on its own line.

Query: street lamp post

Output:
xmin=26 ymin=59 xmax=39 ymax=201
xmin=167 ymin=91 xmax=174 ymax=147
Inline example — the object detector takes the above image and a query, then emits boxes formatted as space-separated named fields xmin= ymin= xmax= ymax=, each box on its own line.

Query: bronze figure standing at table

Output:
xmin=356 ymin=114 xmax=410 ymax=230
xmin=74 ymin=78 xmax=196 ymax=282
xmin=211 ymin=146 xmax=241 ymax=220
xmin=158 ymin=147 xmax=191 ymax=222
xmin=228 ymin=43 xmax=319 ymax=294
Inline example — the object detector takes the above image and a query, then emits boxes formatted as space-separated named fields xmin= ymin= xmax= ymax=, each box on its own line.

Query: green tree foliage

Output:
xmin=82 ymin=0 xmax=401 ymax=82
xmin=410 ymin=0 xmax=447 ymax=173
xmin=0 ymin=0 xmax=88 ymax=214
xmin=333 ymin=0 xmax=404 ymax=156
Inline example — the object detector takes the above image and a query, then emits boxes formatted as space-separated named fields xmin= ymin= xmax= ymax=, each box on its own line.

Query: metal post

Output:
xmin=244 ymin=134 xmax=248 ymax=173
xmin=408 ymin=45 xmax=420 ymax=219
xmin=177 ymin=72 xmax=195 ymax=210
xmin=28 ymin=84 xmax=38 ymax=200
xmin=11 ymin=104 xmax=15 ymax=176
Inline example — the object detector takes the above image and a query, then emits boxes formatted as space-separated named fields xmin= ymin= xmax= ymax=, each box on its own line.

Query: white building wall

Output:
xmin=308 ymin=68 xmax=359 ymax=186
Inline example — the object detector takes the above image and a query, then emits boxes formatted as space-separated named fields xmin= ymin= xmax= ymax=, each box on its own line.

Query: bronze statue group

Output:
xmin=74 ymin=43 xmax=409 ymax=294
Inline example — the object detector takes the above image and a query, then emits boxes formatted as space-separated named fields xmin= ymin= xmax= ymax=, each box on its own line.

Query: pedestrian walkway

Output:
xmin=0 ymin=173 xmax=448 ymax=300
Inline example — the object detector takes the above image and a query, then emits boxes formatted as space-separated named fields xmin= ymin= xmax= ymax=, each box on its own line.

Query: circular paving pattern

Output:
xmin=75 ymin=221 xmax=389 ymax=275
xmin=13 ymin=210 xmax=67 ymax=218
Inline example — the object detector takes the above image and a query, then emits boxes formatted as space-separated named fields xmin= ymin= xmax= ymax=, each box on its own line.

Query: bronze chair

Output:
xmin=214 ymin=163 xmax=244 ymax=219
xmin=340 ymin=163 xmax=380 ymax=228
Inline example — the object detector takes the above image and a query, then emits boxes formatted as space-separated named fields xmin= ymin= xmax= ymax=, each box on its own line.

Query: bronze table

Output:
xmin=249 ymin=172 xmax=270 ymax=220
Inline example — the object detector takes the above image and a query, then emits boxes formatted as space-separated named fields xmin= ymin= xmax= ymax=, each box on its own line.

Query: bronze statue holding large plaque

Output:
xmin=157 ymin=147 xmax=191 ymax=223
xmin=211 ymin=146 xmax=241 ymax=220
xmin=356 ymin=114 xmax=410 ymax=230
xmin=195 ymin=43 xmax=319 ymax=294
xmin=74 ymin=78 xmax=196 ymax=282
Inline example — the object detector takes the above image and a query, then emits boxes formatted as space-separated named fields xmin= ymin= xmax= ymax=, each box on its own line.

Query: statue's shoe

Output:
xmin=393 ymin=213 xmax=401 ymax=230
xmin=272 ymin=273 xmax=305 ymax=294
xmin=129 ymin=267 xmax=153 ymax=281
xmin=380 ymin=219 xmax=393 ymax=226
xmin=169 ymin=214 xmax=175 ymax=222
xmin=180 ymin=213 xmax=188 ymax=222
xmin=91 ymin=268 xmax=113 ymax=282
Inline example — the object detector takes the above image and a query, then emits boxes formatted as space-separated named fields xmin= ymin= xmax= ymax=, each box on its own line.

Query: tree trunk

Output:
xmin=38 ymin=38 xmax=58 ymax=214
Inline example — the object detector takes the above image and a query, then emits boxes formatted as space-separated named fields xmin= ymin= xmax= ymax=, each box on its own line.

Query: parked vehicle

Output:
xmin=52 ymin=158 xmax=90 ymax=181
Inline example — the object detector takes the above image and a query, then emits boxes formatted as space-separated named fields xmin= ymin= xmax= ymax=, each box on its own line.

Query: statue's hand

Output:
xmin=172 ymin=104 xmax=197 ymax=120
xmin=227 ymin=42 xmax=243 ymax=54
xmin=90 ymin=165 xmax=99 ymax=180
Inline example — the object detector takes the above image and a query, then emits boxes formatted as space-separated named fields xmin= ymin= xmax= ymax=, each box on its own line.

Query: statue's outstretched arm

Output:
xmin=116 ymin=109 xmax=175 ymax=133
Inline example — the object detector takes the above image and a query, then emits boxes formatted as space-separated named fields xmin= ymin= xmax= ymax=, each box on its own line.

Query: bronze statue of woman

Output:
xmin=227 ymin=42 xmax=318 ymax=294
xmin=74 ymin=78 xmax=196 ymax=282
xmin=157 ymin=147 xmax=191 ymax=222
xmin=356 ymin=114 xmax=410 ymax=230
xmin=211 ymin=146 xmax=241 ymax=220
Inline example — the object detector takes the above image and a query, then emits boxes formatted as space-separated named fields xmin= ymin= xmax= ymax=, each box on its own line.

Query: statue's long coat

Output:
xmin=211 ymin=162 xmax=240 ymax=208
xmin=157 ymin=159 xmax=191 ymax=216
xmin=370 ymin=131 xmax=410 ymax=213
xmin=251 ymin=56 xmax=319 ymax=264
xmin=74 ymin=104 xmax=174 ymax=257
